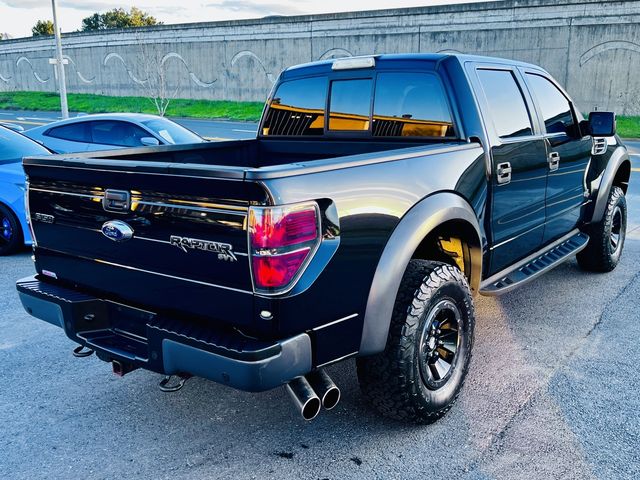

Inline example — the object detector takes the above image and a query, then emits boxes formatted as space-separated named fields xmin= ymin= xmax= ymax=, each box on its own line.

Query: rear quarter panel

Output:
xmin=260 ymin=143 xmax=486 ymax=364
xmin=0 ymin=169 xmax=30 ymax=245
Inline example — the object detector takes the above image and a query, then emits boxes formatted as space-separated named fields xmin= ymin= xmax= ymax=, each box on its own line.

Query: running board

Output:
xmin=480 ymin=230 xmax=589 ymax=296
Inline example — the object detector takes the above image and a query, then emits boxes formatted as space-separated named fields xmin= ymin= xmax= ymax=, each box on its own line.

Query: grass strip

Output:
xmin=0 ymin=91 xmax=264 ymax=122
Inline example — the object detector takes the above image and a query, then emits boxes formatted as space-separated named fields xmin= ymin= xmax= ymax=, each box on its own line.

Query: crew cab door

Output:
xmin=522 ymin=71 xmax=593 ymax=243
xmin=473 ymin=66 xmax=549 ymax=274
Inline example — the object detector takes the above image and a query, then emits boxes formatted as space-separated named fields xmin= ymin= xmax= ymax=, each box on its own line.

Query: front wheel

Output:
xmin=357 ymin=260 xmax=475 ymax=423
xmin=0 ymin=203 xmax=23 ymax=256
xmin=577 ymin=186 xmax=627 ymax=272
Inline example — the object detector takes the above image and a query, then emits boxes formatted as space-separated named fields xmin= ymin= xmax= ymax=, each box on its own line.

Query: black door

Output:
xmin=523 ymin=72 xmax=593 ymax=243
xmin=475 ymin=67 xmax=549 ymax=275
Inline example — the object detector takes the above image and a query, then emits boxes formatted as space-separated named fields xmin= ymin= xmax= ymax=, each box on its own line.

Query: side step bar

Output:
xmin=480 ymin=230 xmax=589 ymax=296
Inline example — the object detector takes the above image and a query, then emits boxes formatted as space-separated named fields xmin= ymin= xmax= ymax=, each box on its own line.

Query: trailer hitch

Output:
xmin=72 ymin=345 xmax=94 ymax=358
xmin=158 ymin=373 xmax=192 ymax=393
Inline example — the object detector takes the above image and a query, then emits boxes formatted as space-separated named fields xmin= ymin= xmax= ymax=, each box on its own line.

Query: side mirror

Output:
xmin=588 ymin=111 xmax=616 ymax=136
xmin=140 ymin=136 xmax=160 ymax=146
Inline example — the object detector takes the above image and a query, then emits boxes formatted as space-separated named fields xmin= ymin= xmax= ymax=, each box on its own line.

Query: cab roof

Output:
xmin=282 ymin=53 xmax=546 ymax=79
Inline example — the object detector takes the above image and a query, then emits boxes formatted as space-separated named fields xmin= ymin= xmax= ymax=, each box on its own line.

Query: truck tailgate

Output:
xmin=24 ymin=158 xmax=267 ymax=328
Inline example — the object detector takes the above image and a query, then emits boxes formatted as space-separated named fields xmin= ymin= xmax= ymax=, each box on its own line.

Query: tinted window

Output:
xmin=141 ymin=118 xmax=202 ymax=144
xmin=373 ymin=72 xmax=454 ymax=137
xmin=0 ymin=127 xmax=49 ymax=164
xmin=89 ymin=121 xmax=150 ymax=147
xmin=477 ymin=69 xmax=533 ymax=139
xmin=46 ymin=123 xmax=90 ymax=142
xmin=525 ymin=73 xmax=576 ymax=136
xmin=328 ymin=79 xmax=372 ymax=131
xmin=262 ymin=77 xmax=327 ymax=136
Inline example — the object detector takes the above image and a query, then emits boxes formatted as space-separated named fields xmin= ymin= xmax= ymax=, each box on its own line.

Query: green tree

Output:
xmin=81 ymin=7 xmax=161 ymax=31
xmin=32 ymin=20 xmax=54 ymax=37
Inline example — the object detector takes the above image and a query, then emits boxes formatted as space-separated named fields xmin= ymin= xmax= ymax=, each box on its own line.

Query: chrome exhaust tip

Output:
xmin=307 ymin=369 xmax=341 ymax=410
xmin=286 ymin=376 xmax=321 ymax=421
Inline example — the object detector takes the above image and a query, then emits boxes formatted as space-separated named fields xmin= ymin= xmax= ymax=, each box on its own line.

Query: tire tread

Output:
xmin=357 ymin=260 xmax=474 ymax=423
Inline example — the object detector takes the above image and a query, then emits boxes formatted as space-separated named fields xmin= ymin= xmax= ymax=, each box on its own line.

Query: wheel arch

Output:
xmin=591 ymin=146 xmax=631 ymax=223
xmin=359 ymin=192 xmax=482 ymax=355
xmin=0 ymin=198 xmax=28 ymax=248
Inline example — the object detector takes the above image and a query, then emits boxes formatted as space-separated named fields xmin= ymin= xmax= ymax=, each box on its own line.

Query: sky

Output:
xmin=0 ymin=0 xmax=488 ymax=39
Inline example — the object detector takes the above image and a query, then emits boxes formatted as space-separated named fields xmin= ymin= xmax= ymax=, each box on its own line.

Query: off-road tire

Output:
xmin=577 ymin=186 xmax=627 ymax=272
xmin=0 ymin=203 xmax=22 ymax=256
xmin=357 ymin=260 xmax=475 ymax=423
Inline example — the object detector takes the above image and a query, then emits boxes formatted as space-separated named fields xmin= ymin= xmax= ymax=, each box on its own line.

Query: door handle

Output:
xmin=496 ymin=162 xmax=512 ymax=185
xmin=548 ymin=151 xmax=560 ymax=171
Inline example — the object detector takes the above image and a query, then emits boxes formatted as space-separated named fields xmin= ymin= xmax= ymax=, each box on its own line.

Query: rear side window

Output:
xmin=89 ymin=121 xmax=150 ymax=147
xmin=328 ymin=79 xmax=373 ymax=132
xmin=477 ymin=69 xmax=533 ymax=139
xmin=262 ymin=77 xmax=327 ymax=136
xmin=525 ymin=73 xmax=576 ymax=136
xmin=373 ymin=73 xmax=454 ymax=137
xmin=46 ymin=123 xmax=90 ymax=143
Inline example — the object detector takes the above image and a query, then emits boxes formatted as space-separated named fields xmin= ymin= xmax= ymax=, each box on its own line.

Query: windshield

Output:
xmin=0 ymin=126 xmax=50 ymax=164
xmin=141 ymin=118 xmax=203 ymax=144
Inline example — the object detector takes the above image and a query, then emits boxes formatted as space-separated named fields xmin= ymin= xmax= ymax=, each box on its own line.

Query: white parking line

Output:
xmin=5 ymin=119 xmax=46 ymax=126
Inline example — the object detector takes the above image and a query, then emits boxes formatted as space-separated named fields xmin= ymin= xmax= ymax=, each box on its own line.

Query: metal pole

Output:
xmin=51 ymin=0 xmax=68 ymax=119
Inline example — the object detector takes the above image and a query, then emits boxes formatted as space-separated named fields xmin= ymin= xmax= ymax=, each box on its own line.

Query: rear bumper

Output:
xmin=16 ymin=275 xmax=312 ymax=392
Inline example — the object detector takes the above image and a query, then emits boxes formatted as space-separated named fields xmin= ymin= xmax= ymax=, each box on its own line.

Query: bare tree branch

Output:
xmin=135 ymin=34 xmax=180 ymax=116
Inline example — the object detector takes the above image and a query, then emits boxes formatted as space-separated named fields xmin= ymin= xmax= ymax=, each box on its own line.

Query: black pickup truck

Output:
xmin=17 ymin=54 xmax=631 ymax=423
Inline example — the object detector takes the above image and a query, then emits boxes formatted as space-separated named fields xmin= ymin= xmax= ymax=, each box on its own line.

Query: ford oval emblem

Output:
xmin=101 ymin=220 xmax=134 ymax=242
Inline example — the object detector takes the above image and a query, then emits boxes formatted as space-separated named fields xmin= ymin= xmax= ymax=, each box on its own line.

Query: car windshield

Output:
xmin=0 ymin=127 xmax=49 ymax=164
xmin=141 ymin=118 xmax=203 ymax=144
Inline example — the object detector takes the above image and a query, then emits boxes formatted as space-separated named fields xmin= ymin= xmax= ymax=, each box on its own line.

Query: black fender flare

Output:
xmin=591 ymin=145 xmax=631 ymax=223
xmin=359 ymin=192 xmax=482 ymax=355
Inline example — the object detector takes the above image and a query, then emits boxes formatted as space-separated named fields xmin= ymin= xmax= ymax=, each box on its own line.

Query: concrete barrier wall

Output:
xmin=0 ymin=0 xmax=639 ymax=114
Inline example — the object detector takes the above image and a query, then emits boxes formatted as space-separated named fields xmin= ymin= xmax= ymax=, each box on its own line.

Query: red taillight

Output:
xmin=249 ymin=203 xmax=320 ymax=292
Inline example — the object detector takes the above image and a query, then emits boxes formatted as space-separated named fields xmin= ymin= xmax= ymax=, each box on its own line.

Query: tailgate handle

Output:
xmin=103 ymin=190 xmax=131 ymax=213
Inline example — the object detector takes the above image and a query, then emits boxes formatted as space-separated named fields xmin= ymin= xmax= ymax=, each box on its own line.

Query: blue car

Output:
xmin=0 ymin=125 xmax=51 ymax=255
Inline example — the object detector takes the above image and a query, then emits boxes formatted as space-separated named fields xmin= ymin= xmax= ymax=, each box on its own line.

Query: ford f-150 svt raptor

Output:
xmin=17 ymin=54 xmax=631 ymax=423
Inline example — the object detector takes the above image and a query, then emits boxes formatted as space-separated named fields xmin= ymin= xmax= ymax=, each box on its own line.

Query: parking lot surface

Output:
xmin=1 ymin=139 xmax=639 ymax=480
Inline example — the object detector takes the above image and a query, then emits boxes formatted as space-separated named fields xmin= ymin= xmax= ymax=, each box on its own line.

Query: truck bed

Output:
xmin=28 ymin=137 xmax=461 ymax=173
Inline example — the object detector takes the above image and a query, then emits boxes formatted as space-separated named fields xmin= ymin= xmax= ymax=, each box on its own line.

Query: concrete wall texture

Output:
xmin=0 ymin=0 xmax=639 ymax=114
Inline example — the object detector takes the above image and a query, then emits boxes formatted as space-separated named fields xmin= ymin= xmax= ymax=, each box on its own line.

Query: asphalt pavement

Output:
xmin=0 ymin=113 xmax=639 ymax=479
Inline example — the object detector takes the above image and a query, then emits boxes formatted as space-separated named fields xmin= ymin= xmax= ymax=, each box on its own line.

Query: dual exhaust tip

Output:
xmin=286 ymin=369 xmax=340 ymax=421
xmin=109 ymin=358 xmax=337 ymax=421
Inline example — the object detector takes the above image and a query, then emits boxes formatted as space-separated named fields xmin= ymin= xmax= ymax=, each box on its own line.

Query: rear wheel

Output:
xmin=0 ymin=203 xmax=23 ymax=256
xmin=577 ymin=186 xmax=627 ymax=272
xmin=357 ymin=260 xmax=474 ymax=423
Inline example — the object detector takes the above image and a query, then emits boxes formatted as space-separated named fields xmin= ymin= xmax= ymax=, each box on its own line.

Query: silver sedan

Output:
xmin=24 ymin=113 xmax=205 ymax=153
